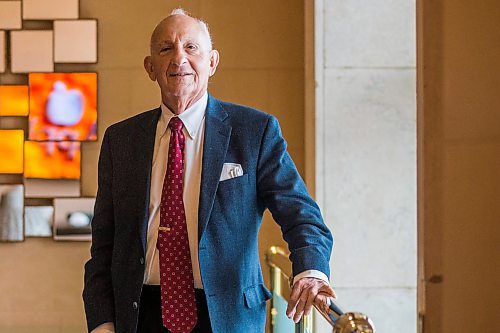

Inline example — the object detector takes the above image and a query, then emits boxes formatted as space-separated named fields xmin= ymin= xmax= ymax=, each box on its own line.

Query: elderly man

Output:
xmin=83 ymin=8 xmax=335 ymax=333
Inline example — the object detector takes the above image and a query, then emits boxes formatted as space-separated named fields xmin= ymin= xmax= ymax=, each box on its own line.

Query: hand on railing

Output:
xmin=266 ymin=246 xmax=376 ymax=333
xmin=286 ymin=277 xmax=337 ymax=323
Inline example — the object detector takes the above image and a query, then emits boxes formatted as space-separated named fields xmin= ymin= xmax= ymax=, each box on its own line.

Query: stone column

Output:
xmin=314 ymin=1 xmax=417 ymax=332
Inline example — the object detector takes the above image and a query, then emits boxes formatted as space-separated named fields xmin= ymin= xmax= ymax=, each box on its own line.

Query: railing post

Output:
xmin=269 ymin=264 xmax=281 ymax=330
xmin=296 ymin=311 xmax=314 ymax=333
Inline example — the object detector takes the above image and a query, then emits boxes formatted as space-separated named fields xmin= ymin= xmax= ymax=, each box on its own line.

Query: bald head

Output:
xmin=143 ymin=7 xmax=220 ymax=114
xmin=150 ymin=9 xmax=213 ymax=54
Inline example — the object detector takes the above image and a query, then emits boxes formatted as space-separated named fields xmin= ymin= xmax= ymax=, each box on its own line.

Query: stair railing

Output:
xmin=266 ymin=246 xmax=376 ymax=333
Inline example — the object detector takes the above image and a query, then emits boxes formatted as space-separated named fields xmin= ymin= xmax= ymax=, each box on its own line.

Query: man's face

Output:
xmin=144 ymin=15 xmax=219 ymax=109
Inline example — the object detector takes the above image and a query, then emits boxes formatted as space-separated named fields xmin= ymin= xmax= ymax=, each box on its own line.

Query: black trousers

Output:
xmin=137 ymin=285 xmax=213 ymax=333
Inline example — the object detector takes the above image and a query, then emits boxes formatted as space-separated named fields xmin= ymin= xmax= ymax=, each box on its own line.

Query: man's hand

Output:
xmin=286 ymin=277 xmax=336 ymax=323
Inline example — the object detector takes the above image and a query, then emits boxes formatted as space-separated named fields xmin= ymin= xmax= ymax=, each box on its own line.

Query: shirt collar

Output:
xmin=159 ymin=92 xmax=208 ymax=140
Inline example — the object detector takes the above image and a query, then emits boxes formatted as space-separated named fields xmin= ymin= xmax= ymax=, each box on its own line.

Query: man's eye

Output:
xmin=160 ymin=47 xmax=172 ymax=52
xmin=186 ymin=44 xmax=197 ymax=50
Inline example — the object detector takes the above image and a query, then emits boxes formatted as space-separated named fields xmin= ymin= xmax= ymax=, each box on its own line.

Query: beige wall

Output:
xmin=0 ymin=1 xmax=305 ymax=331
xmin=419 ymin=0 xmax=500 ymax=331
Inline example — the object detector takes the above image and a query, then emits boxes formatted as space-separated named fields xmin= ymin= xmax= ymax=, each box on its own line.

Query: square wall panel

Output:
xmin=23 ymin=0 xmax=79 ymax=20
xmin=11 ymin=30 xmax=54 ymax=73
xmin=54 ymin=20 xmax=97 ymax=63
xmin=54 ymin=197 xmax=94 ymax=241
xmin=24 ymin=178 xmax=80 ymax=198
xmin=0 ymin=31 xmax=5 ymax=73
xmin=24 ymin=141 xmax=81 ymax=179
xmin=0 ymin=184 xmax=24 ymax=242
xmin=29 ymin=73 xmax=97 ymax=141
xmin=0 ymin=130 xmax=24 ymax=174
xmin=0 ymin=1 xmax=22 ymax=30
xmin=0 ymin=86 xmax=29 ymax=116
xmin=25 ymin=206 xmax=53 ymax=237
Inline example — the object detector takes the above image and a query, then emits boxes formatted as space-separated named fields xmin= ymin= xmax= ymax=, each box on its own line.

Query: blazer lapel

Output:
xmin=137 ymin=107 xmax=161 ymax=254
xmin=198 ymin=95 xmax=231 ymax=240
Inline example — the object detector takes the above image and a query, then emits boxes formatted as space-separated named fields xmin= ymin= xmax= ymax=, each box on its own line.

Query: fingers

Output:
xmin=314 ymin=292 xmax=332 ymax=313
xmin=286 ymin=278 xmax=336 ymax=323
xmin=299 ymin=286 xmax=317 ymax=319
xmin=285 ymin=281 xmax=303 ymax=319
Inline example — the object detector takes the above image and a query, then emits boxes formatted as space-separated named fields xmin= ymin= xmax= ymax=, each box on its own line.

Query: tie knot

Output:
xmin=168 ymin=117 xmax=183 ymax=131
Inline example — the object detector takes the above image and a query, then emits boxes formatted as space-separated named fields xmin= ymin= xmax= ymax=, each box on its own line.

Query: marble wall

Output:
xmin=314 ymin=1 xmax=417 ymax=332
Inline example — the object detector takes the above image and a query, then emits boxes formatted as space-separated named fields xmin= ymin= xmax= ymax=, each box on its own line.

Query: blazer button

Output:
xmin=132 ymin=301 xmax=138 ymax=310
xmin=139 ymin=257 xmax=144 ymax=265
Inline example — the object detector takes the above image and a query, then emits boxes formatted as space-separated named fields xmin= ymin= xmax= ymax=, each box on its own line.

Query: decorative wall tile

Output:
xmin=0 ymin=184 xmax=24 ymax=242
xmin=0 ymin=86 xmax=29 ymax=116
xmin=24 ymin=141 xmax=81 ymax=179
xmin=0 ymin=1 xmax=22 ymax=30
xmin=29 ymin=73 xmax=97 ymax=141
xmin=53 ymin=197 xmax=94 ymax=241
xmin=25 ymin=206 xmax=53 ymax=237
xmin=24 ymin=179 xmax=80 ymax=198
xmin=54 ymin=20 xmax=97 ymax=63
xmin=0 ymin=130 xmax=24 ymax=174
xmin=22 ymin=0 xmax=79 ymax=20
xmin=0 ymin=31 xmax=4 ymax=73
xmin=11 ymin=30 xmax=54 ymax=73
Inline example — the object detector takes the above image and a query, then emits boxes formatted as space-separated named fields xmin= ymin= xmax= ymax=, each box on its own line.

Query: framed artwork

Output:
xmin=0 ymin=130 xmax=24 ymax=174
xmin=29 ymin=73 xmax=97 ymax=141
xmin=0 ymin=184 xmax=24 ymax=242
xmin=53 ymin=197 xmax=94 ymax=241
xmin=24 ymin=141 xmax=81 ymax=179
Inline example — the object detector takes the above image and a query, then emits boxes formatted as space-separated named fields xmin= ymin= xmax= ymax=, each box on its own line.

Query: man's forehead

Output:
xmin=154 ymin=15 xmax=203 ymax=40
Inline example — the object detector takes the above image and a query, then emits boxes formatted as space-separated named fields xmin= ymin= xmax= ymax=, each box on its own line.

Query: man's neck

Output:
xmin=163 ymin=91 xmax=206 ymax=115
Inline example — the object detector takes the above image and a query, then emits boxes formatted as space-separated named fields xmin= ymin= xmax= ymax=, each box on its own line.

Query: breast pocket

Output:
xmin=218 ymin=173 xmax=249 ymax=189
xmin=215 ymin=174 xmax=250 ymax=223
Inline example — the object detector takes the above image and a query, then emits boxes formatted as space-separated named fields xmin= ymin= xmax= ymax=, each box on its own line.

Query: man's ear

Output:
xmin=208 ymin=50 xmax=220 ymax=77
xmin=144 ymin=56 xmax=156 ymax=81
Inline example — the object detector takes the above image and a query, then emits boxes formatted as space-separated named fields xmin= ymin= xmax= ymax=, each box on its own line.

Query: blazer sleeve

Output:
xmin=256 ymin=115 xmax=333 ymax=278
xmin=83 ymin=129 xmax=116 ymax=332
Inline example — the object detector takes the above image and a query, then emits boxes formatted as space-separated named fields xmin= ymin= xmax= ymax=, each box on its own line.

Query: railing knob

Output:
xmin=334 ymin=312 xmax=376 ymax=333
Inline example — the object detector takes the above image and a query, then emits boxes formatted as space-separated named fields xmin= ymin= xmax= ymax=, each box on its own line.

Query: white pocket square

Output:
xmin=220 ymin=163 xmax=244 ymax=181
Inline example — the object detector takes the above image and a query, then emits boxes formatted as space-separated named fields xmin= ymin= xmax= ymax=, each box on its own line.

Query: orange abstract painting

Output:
xmin=29 ymin=73 xmax=97 ymax=141
xmin=0 ymin=86 xmax=29 ymax=116
xmin=0 ymin=130 xmax=24 ymax=174
xmin=24 ymin=141 xmax=81 ymax=179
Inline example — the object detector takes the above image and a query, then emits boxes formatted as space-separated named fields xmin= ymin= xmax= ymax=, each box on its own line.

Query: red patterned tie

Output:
xmin=157 ymin=117 xmax=197 ymax=332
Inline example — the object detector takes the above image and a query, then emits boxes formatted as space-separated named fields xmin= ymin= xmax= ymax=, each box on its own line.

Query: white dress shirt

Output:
xmin=144 ymin=92 xmax=207 ymax=287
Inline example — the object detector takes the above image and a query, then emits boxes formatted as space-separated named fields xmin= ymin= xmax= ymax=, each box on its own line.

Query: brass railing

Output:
xmin=266 ymin=246 xmax=375 ymax=333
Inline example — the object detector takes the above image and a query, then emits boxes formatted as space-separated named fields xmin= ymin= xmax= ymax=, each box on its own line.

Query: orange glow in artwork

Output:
xmin=24 ymin=141 xmax=81 ymax=179
xmin=0 ymin=130 xmax=24 ymax=174
xmin=0 ymin=86 xmax=29 ymax=116
xmin=29 ymin=73 xmax=97 ymax=141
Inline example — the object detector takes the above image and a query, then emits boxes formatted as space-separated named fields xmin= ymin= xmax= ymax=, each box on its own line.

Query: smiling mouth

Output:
xmin=169 ymin=73 xmax=193 ymax=77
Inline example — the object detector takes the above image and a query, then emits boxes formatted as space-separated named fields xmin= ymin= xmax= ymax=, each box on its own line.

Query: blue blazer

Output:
xmin=83 ymin=95 xmax=333 ymax=333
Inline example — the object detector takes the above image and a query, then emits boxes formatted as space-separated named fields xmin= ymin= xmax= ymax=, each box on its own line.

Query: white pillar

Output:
xmin=314 ymin=1 xmax=417 ymax=332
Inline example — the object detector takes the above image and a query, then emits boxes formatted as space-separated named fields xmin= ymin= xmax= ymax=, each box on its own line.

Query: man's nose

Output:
xmin=172 ymin=47 xmax=187 ymax=66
